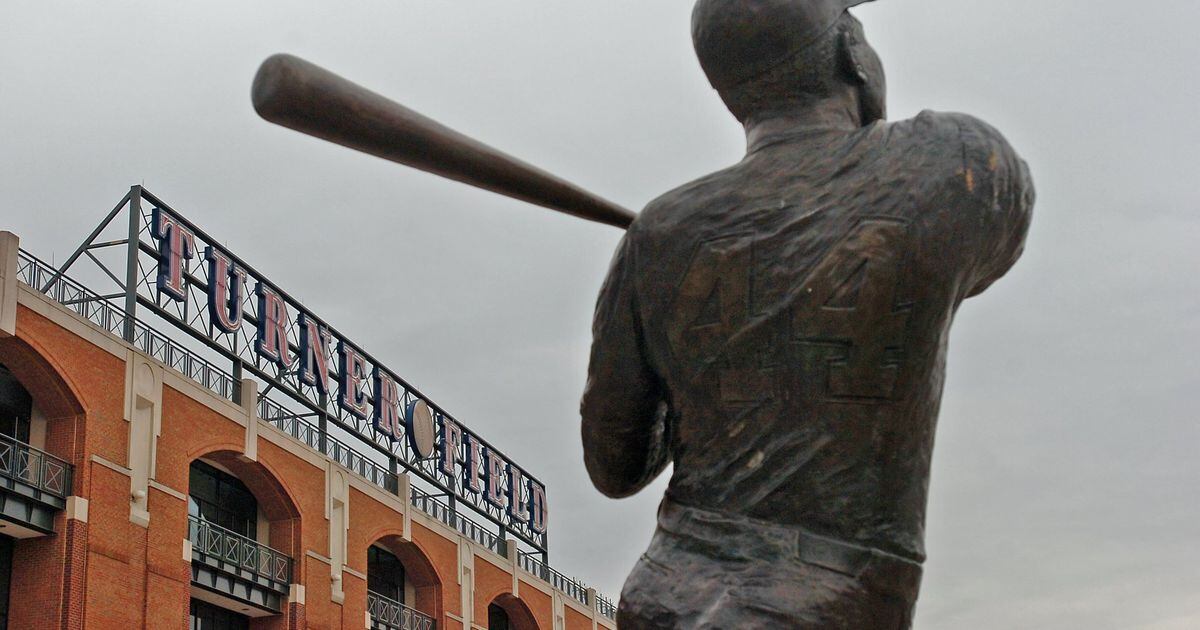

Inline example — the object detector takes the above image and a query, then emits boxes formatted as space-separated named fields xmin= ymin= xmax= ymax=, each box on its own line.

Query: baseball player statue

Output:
xmin=249 ymin=1 xmax=1033 ymax=626
xmin=580 ymin=1 xmax=1035 ymax=628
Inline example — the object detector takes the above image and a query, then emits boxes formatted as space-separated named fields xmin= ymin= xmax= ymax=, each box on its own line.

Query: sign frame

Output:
xmin=50 ymin=187 xmax=550 ymax=555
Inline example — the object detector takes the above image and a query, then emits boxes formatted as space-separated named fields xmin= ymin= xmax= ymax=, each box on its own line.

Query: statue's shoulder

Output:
xmin=899 ymin=109 xmax=1003 ymax=137
xmin=631 ymin=167 xmax=741 ymax=236
xmin=896 ymin=110 xmax=1022 ymax=164
xmin=884 ymin=111 xmax=1029 ymax=203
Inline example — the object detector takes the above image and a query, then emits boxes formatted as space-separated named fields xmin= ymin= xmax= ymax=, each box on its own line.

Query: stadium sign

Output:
xmin=140 ymin=196 xmax=548 ymax=546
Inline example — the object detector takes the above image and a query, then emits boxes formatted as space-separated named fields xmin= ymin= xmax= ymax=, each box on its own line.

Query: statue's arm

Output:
xmin=953 ymin=113 xmax=1037 ymax=298
xmin=580 ymin=231 xmax=669 ymax=498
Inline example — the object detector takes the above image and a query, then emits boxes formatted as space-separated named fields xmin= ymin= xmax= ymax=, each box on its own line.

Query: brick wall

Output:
xmin=1 ymin=297 xmax=616 ymax=630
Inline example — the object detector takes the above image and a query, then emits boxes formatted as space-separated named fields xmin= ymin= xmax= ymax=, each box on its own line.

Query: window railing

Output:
xmin=188 ymin=515 xmax=292 ymax=586
xmin=0 ymin=431 xmax=72 ymax=498
xmin=368 ymin=590 xmax=436 ymax=630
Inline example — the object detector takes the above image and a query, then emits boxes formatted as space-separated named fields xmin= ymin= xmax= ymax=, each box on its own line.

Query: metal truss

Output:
xmin=49 ymin=186 xmax=549 ymax=556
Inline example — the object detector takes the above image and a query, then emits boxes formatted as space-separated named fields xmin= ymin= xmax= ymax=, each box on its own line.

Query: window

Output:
xmin=0 ymin=365 xmax=31 ymax=444
xmin=188 ymin=461 xmax=258 ymax=539
xmin=189 ymin=598 xmax=248 ymax=630
xmin=488 ymin=603 xmax=511 ymax=630
xmin=367 ymin=545 xmax=406 ymax=604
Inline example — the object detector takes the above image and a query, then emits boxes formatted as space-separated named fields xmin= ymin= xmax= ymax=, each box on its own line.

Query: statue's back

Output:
xmin=582 ymin=7 xmax=1034 ymax=628
xmin=590 ymin=110 xmax=1032 ymax=562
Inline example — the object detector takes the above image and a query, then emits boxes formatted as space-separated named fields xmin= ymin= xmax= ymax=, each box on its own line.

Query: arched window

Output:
xmin=0 ymin=364 xmax=32 ymax=445
xmin=487 ymin=594 xmax=538 ymax=630
xmin=188 ymin=460 xmax=258 ymax=540
xmin=488 ymin=603 xmax=512 ymax=630
xmin=365 ymin=538 xmax=439 ymax=630
xmin=185 ymin=456 xmax=292 ymax=621
xmin=0 ymin=346 xmax=81 ymax=629
xmin=0 ymin=363 xmax=26 ymax=630
xmin=368 ymin=545 xmax=407 ymax=604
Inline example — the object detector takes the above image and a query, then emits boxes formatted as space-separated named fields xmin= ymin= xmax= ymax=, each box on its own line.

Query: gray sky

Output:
xmin=3 ymin=1 xmax=1198 ymax=627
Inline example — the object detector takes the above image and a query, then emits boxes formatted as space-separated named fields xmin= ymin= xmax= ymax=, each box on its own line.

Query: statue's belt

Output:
xmin=656 ymin=498 xmax=922 ymax=593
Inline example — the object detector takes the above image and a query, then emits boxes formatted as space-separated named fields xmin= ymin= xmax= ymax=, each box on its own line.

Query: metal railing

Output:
xmin=596 ymin=594 xmax=617 ymax=620
xmin=410 ymin=487 xmax=506 ymax=556
xmin=17 ymin=247 xmax=618 ymax=612
xmin=17 ymin=250 xmax=236 ymax=400
xmin=518 ymin=552 xmax=589 ymax=606
xmin=367 ymin=591 xmax=436 ymax=630
xmin=0 ymin=432 xmax=72 ymax=498
xmin=258 ymin=397 xmax=398 ymax=493
xmin=258 ymin=398 xmax=324 ymax=450
xmin=188 ymin=515 xmax=292 ymax=586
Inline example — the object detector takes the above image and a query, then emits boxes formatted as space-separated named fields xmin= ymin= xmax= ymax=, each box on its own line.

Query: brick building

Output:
xmin=0 ymin=187 xmax=619 ymax=629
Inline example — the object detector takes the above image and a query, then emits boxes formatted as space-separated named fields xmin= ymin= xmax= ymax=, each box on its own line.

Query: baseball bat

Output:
xmin=252 ymin=53 xmax=635 ymax=229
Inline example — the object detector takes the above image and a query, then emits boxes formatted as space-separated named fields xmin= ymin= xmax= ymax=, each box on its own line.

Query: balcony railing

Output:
xmin=368 ymin=591 xmax=436 ymax=630
xmin=0 ymin=432 xmax=72 ymax=498
xmin=188 ymin=515 xmax=292 ymax=586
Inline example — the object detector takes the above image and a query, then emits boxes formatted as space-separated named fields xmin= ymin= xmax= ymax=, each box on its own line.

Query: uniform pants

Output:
xmin=617 ymin=499 xmax=923 ymax=629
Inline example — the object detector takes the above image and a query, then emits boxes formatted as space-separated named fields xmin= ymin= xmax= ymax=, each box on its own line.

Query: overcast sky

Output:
xmin=3 ymin=1 xmax=1198 ymax=628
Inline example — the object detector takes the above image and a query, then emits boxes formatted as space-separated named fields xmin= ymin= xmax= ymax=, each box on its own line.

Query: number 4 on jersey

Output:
xmin=668 ymin=219 xmax=913 ymax=404
xmin=794 ymin=219 xmax=913 ymax=401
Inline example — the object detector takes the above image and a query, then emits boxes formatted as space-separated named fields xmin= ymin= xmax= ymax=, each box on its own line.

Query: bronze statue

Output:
xmin=580 ymin=1 xmax=1035 ymax=628
xmin=249 ymin=2 xmax=1033 ymax=626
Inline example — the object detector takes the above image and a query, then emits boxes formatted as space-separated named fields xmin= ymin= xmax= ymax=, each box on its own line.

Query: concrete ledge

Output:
xmin=0 ymin=232 xmax=18 ymax=338
xmin=65 ymin=496 xmax=89 ymax=523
